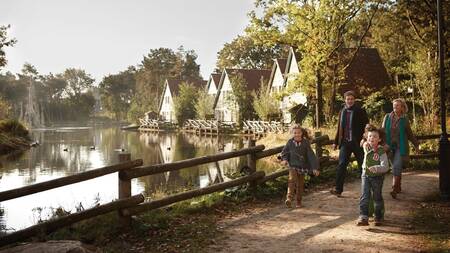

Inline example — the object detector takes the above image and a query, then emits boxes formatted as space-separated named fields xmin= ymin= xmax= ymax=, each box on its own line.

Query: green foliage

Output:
xmin=216 ymin=35 xmax=287 ymax=69
xmin=227 ymin=73 xmax=257 ymax=123
xmin=246 ymin=0 xmax=383 ymax=123
xmin=252 ymin=81 xmax=279 ymax=120
xmin=194 ymin=88 xmax=214 ymax=119
xmin=0 ymin=119 xmax=29 ymax=137
xmin=99 ymin=67 xmax=136 ymax=120
xmin=0 ymin=96 xmax=11 ymax=119
xmin=0 ymin=64 xmax=96 ymax=123
xmin=62 ymin=68 xmax=95 ymax=99
xmin=0 ymin=24 xmax=17 ymax=68
xmin=362 ymin=89 xmax=391 ymax=123
xmin=133 ymin=47 xmax=202 ymax=117
xmin=173 ymin=82 xmax=199 ymax=125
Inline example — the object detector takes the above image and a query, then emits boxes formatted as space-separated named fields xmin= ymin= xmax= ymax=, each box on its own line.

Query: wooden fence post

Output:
xmin=118 ymin=152 xmax=132 ymax=227
xmin=247 ymin=139 xmax=257 ymax=189
xmin=314 ymin=131 xmax=323 ymax=158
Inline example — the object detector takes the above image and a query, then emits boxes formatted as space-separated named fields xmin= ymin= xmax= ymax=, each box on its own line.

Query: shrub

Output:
xmin=0 ymin=119 xmax=29 ymax=137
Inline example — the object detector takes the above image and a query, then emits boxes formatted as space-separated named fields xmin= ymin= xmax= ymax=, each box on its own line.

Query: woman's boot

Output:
xmin=390 ymin=176 xmax=401 ymax=199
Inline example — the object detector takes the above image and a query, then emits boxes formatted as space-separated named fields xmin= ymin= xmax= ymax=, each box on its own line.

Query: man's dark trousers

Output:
xmin=335 ymin=140 xmax=364 ymax=194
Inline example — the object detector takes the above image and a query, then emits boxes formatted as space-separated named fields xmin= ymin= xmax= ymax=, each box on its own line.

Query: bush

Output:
xmin=0 ymin=119 xmax=29 ymax=137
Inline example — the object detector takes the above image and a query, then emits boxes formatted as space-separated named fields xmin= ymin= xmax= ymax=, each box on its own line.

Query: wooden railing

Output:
xmin=0 ymin=133 xmax=442 ymax=246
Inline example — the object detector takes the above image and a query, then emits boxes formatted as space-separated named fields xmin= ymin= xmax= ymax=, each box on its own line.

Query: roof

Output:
xmin=276 ymin=58 xmax=288 ymax=74
xmin=213 ymin=68 xmax=271 ymax=108
xmin=207 ymin=73 xmax=222 ymax=91
xmin=268 ymin=58 xmax=288 ymax=90
xmin=338 ymin=48 xmax=391 ymax=95
xmin=166 ymin=78 xmax=207 ymax=97
xmin=284 ymin=47 xmax=302 ymax=85
xmin=211 ymin=73 xmax=221 ymax=86
xmin=158 ymin=78 xmax=207 ymax=113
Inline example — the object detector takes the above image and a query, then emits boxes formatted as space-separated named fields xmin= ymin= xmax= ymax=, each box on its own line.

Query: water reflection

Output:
xmin=0 ymin=127 xmax=248 ymax=230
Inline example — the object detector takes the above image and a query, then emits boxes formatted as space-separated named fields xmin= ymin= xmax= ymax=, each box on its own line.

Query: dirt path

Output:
xmin=208 ymin=171 xmax=438 ymax=253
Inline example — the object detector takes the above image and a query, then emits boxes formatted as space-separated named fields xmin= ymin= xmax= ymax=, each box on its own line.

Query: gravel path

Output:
xmin=208 ymin=171 xmax=438 ymax=253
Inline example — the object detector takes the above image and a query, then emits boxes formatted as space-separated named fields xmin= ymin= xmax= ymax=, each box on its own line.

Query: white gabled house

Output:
xmin=206 ymin=73 xmax=222 ymax=97
xmin=275 ymin=46 xmax=391 ymax=124
xmin=213 ymin=69 xmax=271 ymax=123
xmin=159 ymin=79 xmax=207 ymax=123
xmin=281 ymin=47 xmax=307 ymax=124
xmin=268 ymin=58 xmax=288 ymax=95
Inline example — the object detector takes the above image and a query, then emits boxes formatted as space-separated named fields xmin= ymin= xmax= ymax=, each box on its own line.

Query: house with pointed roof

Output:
xmin=337 ymin=48 xmax=391 ymax=95
xmin=159 ymin=78 xmax=207 ymax=123
xmin=276 ymin=46 xmax=391 ymax=124
xmin=213 ymin=69 xmax=271 ymax=123
xmin=280 ymin=47 xmax=307 ymax=124
xmin=268 ymin=58 xmax=288 ymax=94
xmin=206 ymin=73 xmax=222 ymax=97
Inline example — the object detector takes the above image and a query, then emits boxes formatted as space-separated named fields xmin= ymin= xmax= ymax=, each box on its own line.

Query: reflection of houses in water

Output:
xmin=136 ymin=132 xmax=247 ymax=197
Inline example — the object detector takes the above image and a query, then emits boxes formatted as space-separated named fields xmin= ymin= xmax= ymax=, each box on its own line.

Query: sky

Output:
xmin=1 ymin=0 xmax=255 ymax=83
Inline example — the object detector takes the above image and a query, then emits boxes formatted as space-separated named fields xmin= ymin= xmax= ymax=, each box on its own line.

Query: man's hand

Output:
xmin=368 ymin=166 xmax=377 ymax=173
xmin=281 ymin=160 xmax=288 ymax=166
xmin=312 ymin=170 xmax=320 ymax=177
xmin=332 ymin=144 xmax=337 ymax=150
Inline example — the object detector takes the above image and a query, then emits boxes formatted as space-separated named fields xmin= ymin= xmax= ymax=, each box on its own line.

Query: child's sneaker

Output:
xmin=356 ymin=218 xmax=369 ymax=226
xmin=285 ymin=198 xmax=292 ymax=208
xmin=296 ymin=201 xmax=302 ymax=208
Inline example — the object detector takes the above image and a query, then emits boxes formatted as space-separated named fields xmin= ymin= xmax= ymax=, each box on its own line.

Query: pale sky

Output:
xmin=1 ymin=0 xmax=255 ymax=82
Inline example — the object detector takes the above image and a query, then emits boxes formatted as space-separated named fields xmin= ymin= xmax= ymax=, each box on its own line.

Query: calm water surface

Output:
xmin=0 ymin=126 xmax=260 ymax=231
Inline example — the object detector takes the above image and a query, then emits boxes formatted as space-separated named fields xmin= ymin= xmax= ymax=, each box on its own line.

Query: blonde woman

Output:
xmin=382 ymin=98 xmax=419 ymax=199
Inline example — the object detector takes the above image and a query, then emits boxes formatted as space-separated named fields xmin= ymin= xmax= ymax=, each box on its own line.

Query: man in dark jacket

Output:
xmin=331 ymin=90 xmax=369 ymax=197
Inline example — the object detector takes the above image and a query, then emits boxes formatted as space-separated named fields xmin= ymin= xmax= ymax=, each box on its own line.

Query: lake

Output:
xmin=0 ymin=126 xmax=272 ymax=231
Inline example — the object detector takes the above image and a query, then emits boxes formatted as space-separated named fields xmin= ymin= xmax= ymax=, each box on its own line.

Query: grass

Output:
xmin=410 ymin=192 xmax=450 ymax=253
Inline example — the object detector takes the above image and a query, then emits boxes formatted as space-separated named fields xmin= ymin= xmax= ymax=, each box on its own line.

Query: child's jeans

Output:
xmin=359 ymin=174 xmax=384 ymax=220
xmin=287 ymin=169 xmax=305 ymax=203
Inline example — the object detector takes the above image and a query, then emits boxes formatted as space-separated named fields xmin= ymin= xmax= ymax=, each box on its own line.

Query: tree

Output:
xmin=253 ymin=81 xmax=279 ymax=120
xmin=62 ymin=68 xmax=95 ymax=99
xmin=194 ymin=89 xmax=214 ymax=119
xmin=216 ymin=35 xmax=287 ymax=69
xmin=99 ymin=67 xmax=136 ymax=120
xmin=0 ymin=96 xmax=11 ymax=119
xmin=173 ymin=82 xmax=199 ymax=125
xmin=227 ymin=73 xmax=257 ymax=123
xmin=132 ymin=47 xmax=203 ymax=120
xmin=0 ymin=25 xmax=17 ymax=69
xmin=246 ymin=0 xmax=383 ymax=127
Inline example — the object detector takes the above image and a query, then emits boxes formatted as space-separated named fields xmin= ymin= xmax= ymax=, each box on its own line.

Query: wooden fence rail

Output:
xmin=0 ymin=194 xmax=145 ymax=247
xmin=122 ymin=145 xmax=265 ymax=180
xmin=123 ymin=171 xmax=265 ymax=216
xmin=0 ymin=159 xmax=143 ymax=202
xmin=0 ymin=132 xmax=442 ymax=246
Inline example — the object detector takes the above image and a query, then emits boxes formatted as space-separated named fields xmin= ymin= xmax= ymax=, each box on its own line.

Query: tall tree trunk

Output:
xmin=315 ymin=70 xmax=323 ymax=129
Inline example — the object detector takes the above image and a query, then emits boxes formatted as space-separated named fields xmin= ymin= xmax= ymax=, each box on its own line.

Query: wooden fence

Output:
xmin=0 ymin=133 xmax=441 ymax=246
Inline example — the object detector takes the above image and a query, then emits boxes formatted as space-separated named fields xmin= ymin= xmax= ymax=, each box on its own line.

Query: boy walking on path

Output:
xmin=358 ymin=128 xmax=389 ymax=226
xmin=331 ymin=90 xmax=369 ymax=197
